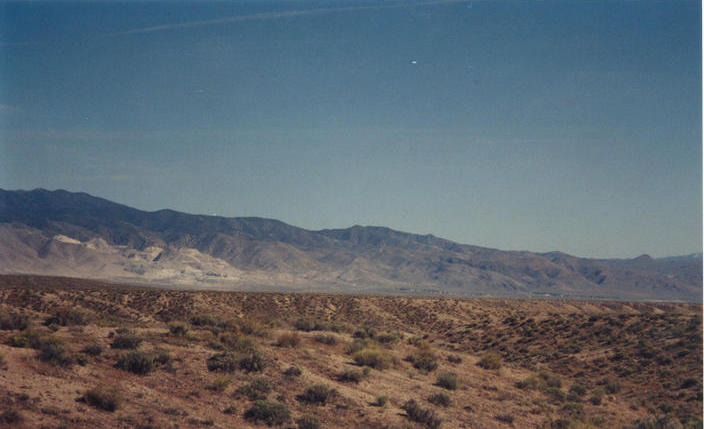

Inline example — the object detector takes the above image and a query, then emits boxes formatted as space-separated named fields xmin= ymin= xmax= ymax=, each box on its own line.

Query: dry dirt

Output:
xmin=0 ymin=275 xmax=701 ymax=429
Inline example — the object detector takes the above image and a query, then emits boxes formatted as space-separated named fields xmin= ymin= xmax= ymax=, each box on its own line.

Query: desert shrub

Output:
xmin=588 ymin=388 xmax=604 ymax=405
xmin=373 ymin=395 xmax=389 ymax=407
xmin=298 ymin=384 xmax=337 ymax=405
xmin=153 ymin=348 xmax=172 ymax=365
xmin=338 ymin=367 xmax=369 ymax=383
xmin=223 ymin=405 xmax=237 ymax=414
xmin=0 ymin=409 xmax=22 ymax=424
xmin=115 ymin=350 xmax=154 ymax=375
xmin=236 ymin=377 xmax=272 ymax=400
xmin=36 ymin=337 xmax=74 ymax=366
xmin=345 ymin=339 xmax=371 ymax=355
xmin=478 ymin=352 xmax=502 ymax=370
xmin=631 ymin=416 xmax=686 ymax=429
xmin=207 ymin=352 xmax=239 ymax=373
xmin=206 ymin=375 xmax=231 ymax=392
xmin=496 ymin=413 xmax=515 ymax=424
xmin=0 ymin=311 xmax=29 ymax=330
xmin=45 ymin=307 xmax=89 ymax=326
xmin=568 ymin=383 xmax=587 ymax=399
xmin=81 ymin=344 xmax=103 ymax=356
xmin=544 ymin=386 xmax=567 ymax=403
xmin=244 ymin=400 xmax=290 ymax=426
xmin=314 ymin=334 xmax=338 ymax=345
xmin=353 ymin=348 xmax=390 ymax=370
xmin=276 ymin=332 xmax=300 ymax=348
xmin=111 ymin=332 xmax=142 ymax=350
xmin=296 ymin=414 xmax=321 ymax=429
xmin=191 ymin=314 xmax=220 ymax=327
xmin=428 ymin=392 xmax=451 ymax=407
xmin=447 ymin=354 xmax=463 ymax=364
xmin=207 ymin=350 xmax=266 ymax=373
xmin=436 ymin=372 xmax=459 ymax=390
xmin=0 ymin=353 xmax=5 ymax=367
xmin=219 ymin=333 xmax=257 ymax=352
xmin=168 ymin=321 xmax=190 ymax=336
xmin=604 ymin=380 xmax=621 ymax=394
xmin=75 ymin=353 xmax=89 ymax=366
xmin=84 ymin=386 xmax=121 ymax=411
xmin=375 ymin=332 xmax=400 ymax=345
xmin=238 ymin=318 xmax=270 ymax=337
xmin=401 ymin=399 xmax=441 ymax=429
xmin=408 ymin=347 xmax=438 ymax=372
xmin=293 ymin=318 xmax=316 ymax=332
xmin=516 ymin=376 xmax=541 ymax=390
xmin=353 ymin=326 xmax=377 ymax=339
xmin=539 ymin=371 xmax=562 ymax=388
xmin=680 ymin=378 xmax=698 ymax=389
xmin=239 ymin=350 xmax=267 ymax=372
xmin=283 ymin=366 xmax=302 ymax=377
xmin=7 ymin=329 xmax=42 ymax=348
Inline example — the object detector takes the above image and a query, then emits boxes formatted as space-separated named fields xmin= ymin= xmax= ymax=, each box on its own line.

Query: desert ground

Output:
xmin=0 ymin=275 xmax=701 ymax=428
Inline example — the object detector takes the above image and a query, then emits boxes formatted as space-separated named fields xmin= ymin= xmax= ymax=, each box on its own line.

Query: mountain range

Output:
xmin=0 ymin=189 xmax=701 ymax=302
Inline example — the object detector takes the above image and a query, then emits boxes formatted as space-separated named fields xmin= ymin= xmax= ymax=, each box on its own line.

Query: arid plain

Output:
xmin=0 ymin=275 xmax=700 ymax=428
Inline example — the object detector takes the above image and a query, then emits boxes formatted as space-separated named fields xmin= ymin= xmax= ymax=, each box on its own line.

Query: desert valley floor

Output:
xmin=0 ymin=275 xmax=701 ymax=428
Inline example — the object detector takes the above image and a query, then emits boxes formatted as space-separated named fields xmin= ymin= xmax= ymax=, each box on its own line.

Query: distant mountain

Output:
xmin=0 ymin=189 xmax=701 ymax=302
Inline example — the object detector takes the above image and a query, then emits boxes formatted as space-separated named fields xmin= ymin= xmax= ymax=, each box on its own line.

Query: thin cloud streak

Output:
xmin=109 ymin=0 xmax=469 ymax=36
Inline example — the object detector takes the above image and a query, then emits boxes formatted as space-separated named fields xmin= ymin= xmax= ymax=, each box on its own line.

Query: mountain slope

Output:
xmin=0 ymin=189 xmax=700 ymax=301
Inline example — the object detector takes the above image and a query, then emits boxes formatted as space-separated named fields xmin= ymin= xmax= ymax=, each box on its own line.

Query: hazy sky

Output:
xmin=0 ymin=0 xmax=701 ymax=258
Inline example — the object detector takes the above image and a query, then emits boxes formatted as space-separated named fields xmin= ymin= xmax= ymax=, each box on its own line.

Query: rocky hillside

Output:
xmin=0 ymin=189 xmax=700 ymax=301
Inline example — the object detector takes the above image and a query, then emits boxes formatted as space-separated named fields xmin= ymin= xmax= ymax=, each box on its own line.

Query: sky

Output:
xmin=0 ymin=0 xmax=701 ymax=259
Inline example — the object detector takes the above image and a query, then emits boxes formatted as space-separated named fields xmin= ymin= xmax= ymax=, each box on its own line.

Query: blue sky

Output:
xmin=0 ymin=0 xmax=701 ymax=258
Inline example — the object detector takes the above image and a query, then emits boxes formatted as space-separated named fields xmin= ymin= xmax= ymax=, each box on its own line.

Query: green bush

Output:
xmin=168 ymin=321 xmax=189 ymax=336
xmin=206 ymin=375 xmax=231 ymax=392
xmin=353 ymin=348 xmax=390 ymax=370
xmin=407 ymin=347 xmax=438 ymax=372
xmin=191 ymin=314 xmax=220 ymax=327
xmin=428 ymin=392 xmax=451 ymax=407
xmin=298 ymin=384 xmax=337 ymax=405
xmin=338 ymin=368 xmax=369 ymax=383
xmin=44 ymin=307 xmax=89 ymax=326
xmin=293 ymin=318 xmax=316 ymax=332
xmin=236 ymin=377 xmax=272 ymax=400
xmin=283 ymin=366 xmax=302 ymax=377
xmin=115 ymin=350 xmax=155 ymax=375
xmin=477 ymin=352 xmax=502 ymax=370
xmin=345 ymin=339 xmax=371 ymax=355
xmin=238 ymin=318 xmax=270 ymax=337
xmin=373 ymin=395 xmax=389 ymax=407
xmin=276 ymin=332 xmax=300 ymax=348
xmin=401 ymin=399 xmax=441 ymax=429
xmin=314 ymin=334 xmax=338 ymax=345
xmin=516 ymin=375 xmax=541 ymax=390
xmin=219 ymin=333 xmax=257 ymax=352
xmin=207 ymin=350 xmax=266 ymax=373
xmin=84 ymin=386 xmax=121 ymax=411
xmin=296 ymin=415 xmax=321 ymax=429
xmin=539 ymin=371 xmax=561 ymax=388
xmin=81 ymin=344 xmax=103 ymax=356
xmin=353 ymin=326 xmax=377 ymax=339
xmin=110 ymin=332 xmax=142 ymax=350
xmin=239 ymin=350 xmax=267 ymax=372
xmin=436 ymin=372 xmax=459 ymax=390
xmin=244 ymin=400 xmax=290 ymax=426
xmin=36 ymin=337 xmax=74 ymax=366
xmin=8 ymin=329 xmax=41 ymax=348
xmin=375 ymin=332 xmax=400 ymax=345
xmin=0 ymin=311 xmax=29 ymax=330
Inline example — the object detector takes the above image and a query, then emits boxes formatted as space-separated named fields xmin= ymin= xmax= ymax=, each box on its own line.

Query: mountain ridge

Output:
xmin=0 ymin=188 xmax=701 ymax=302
